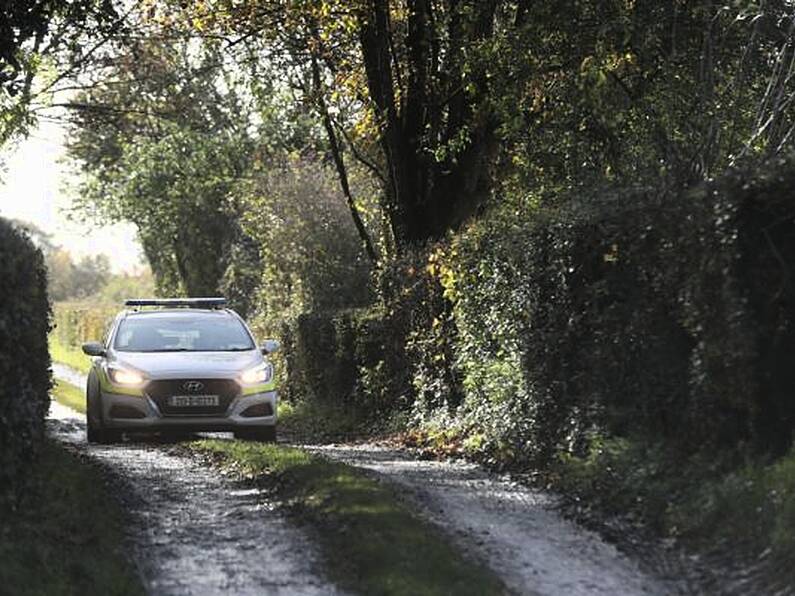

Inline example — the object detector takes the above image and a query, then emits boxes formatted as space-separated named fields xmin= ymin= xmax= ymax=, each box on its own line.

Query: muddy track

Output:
xmin=48 ymin=402 xmax=344 ymax=596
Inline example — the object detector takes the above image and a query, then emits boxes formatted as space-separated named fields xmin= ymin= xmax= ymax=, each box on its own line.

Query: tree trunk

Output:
xmin=357 ymin=0 xmax=499 ymax=250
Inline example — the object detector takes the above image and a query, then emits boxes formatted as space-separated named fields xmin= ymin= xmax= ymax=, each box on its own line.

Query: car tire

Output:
xmin=86 ymin=370 xmax=121 ymax=444
xmin=88 ymin=421 xmax=121 ymax=444
xmin=86 ymin=416 xmax=100 ymax=443
xmin=257 ymin=426 xmax=277 ymax=443
xmin=86 ymin=371 xmax=103 ymax=444
xmin=235 ymin=426 xmax=276 ymax=443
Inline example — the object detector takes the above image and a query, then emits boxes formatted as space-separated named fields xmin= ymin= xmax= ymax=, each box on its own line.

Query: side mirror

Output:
xmin=260 ymin=339 xmax=280 ymax=355
xmin=82 ymin=341 xmax=106 ymax=357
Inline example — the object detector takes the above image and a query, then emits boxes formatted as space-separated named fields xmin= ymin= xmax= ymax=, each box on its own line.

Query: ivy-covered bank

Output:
xmin=276 ymin=156 xmax=795 ymax=587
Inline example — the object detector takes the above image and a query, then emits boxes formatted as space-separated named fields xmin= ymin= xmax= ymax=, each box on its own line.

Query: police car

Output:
xmin=81 ymin=298 xmax=278 ymax=443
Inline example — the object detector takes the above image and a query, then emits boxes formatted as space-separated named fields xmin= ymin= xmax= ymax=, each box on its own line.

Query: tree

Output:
xmin=488 ymin=1 xmax=795 ymax=191
xmin=0 ymin=0 xmax=120 ymax=144
xmin=352 ymin=0 xmax=507 ymax=246
xmin=9 ymin=219 xmax=55 ymax=255
xmin=185 ymin=0 xmax=795 ymax=235
xmin=47 ymin=249 xmax=76 ymax=301
xmin=211 ymin=0 xmax=513 ymax=247
xmin=66 ymin=35 xmax=256 ymax=296
xmin=45 ymin=249 xmax=110 ymax=300
xmin=96 ymin=269 xmax=154 ymax=304
xmin=241 ymin=155 xmax=374 ymax=318
xmin=71 ymin=254 xmax=110 ymax=298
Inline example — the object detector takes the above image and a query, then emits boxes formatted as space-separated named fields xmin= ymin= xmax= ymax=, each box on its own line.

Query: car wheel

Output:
xmin=86 ymin=371 xmax=103 ymax=444
xmin=258 ymin=426 xmax=277 ymax=443
xmin=88 ymin=421 xmax=121 ymax=444
xmin=86 ymin=371 xmax=121 ymax=444
xmin=86 ymin=415 xmax=100 ymax=443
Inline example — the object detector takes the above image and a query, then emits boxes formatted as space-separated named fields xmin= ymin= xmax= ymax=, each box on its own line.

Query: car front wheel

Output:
xmin=86 ymin=371 xmax=120 ymax=444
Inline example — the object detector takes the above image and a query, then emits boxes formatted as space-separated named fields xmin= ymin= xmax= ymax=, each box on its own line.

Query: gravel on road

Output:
xmin=48 ymin=402 xmax=345 ymax=596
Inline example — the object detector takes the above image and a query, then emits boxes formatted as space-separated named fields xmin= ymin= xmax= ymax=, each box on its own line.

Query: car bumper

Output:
xmin=100 ymin=389 xmax=277 ymax=431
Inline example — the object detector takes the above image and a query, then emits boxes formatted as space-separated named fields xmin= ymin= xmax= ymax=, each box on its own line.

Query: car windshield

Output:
xmin=114 ymin=314 xmax=255 ymax=352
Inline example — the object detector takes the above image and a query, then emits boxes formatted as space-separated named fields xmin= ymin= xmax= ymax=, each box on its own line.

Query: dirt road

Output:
xmin=49 ymin=402 xmax=344 ymax=596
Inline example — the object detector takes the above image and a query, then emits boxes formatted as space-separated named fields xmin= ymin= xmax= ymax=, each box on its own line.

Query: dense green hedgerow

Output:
xmin=428 ymin=157 xmax=795 ymax=466
xmin=270 ymin=157 xmax=795 ymax=590
xmin=278 ymin=155 xmax=795 ymax=470
xmin=0 ymin=218 xmax=51 ymax=510
xmin=278 ymin=308 xmax=412 ymax=428
xmin=0 ymin=441 xmax=144 ymax=596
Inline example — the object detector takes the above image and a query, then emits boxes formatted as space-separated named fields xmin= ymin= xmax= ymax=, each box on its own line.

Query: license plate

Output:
xmin=168 ymin=394 xmax=220 ymax=407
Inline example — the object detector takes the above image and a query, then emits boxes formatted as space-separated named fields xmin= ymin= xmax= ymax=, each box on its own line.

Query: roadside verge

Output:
xmin=52 ymin=378 xmax=86 ymax=413
xmin=0 ymin=439 xmax=143 ymax=595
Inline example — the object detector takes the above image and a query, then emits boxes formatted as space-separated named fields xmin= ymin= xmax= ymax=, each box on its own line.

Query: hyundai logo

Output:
xmin=183 ymin=381 xmax=204 ymax=393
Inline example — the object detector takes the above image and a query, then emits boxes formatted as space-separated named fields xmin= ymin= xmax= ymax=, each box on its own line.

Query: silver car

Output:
xmin=81 ymin=298 xmax=279 ymax=444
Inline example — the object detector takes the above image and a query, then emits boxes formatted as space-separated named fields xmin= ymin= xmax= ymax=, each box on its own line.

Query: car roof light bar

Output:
xmin=124 ymin=298 xmax=228 ymax=309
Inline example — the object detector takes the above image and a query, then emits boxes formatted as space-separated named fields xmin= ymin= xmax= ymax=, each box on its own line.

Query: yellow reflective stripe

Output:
xmin=97 ymin=366 xmax=145 ymax=398
xmin=241 ymin=382 xmax=277 ymax=396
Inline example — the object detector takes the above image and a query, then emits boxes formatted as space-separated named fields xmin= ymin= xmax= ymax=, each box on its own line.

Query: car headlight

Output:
xmin=107 ymin=366 xmax=145 ymax=386
xmin=240 ymin=362 xmax=273 ymax=385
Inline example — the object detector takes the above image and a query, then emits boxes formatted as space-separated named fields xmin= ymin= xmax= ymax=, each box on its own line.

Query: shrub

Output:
xmin=278 ymin=308 xmax=412 ymax=424
xmin=0 ymin=218 xmax=51 ymax=510
xmin=242 ymin=157 xmax=375 ymax=322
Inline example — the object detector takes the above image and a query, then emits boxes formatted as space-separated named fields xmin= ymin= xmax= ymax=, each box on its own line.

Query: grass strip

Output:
xmin=0 ymin=440 xmax=143 ymax=596
xmin=189 ymin=439 xmax=505 ymax=596
xmin=50 ymin=337 xmax=92 ymax=374
xmin=52 ymin=378 xmax=86 ymax=413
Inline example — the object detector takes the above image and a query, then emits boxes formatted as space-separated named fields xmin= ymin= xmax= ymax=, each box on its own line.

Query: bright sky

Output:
xmin=0 ymin=118 xmax=144 ymax=273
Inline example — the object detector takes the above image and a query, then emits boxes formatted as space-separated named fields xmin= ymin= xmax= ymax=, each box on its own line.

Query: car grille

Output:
xmin=145 ymin=379 xmax=240 ymax=417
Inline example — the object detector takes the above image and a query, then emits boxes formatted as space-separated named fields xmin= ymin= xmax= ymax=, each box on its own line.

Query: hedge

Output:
xmin=279 ymin=154 xmax=795 ymax=468
xmin=278 ymin=308 xmax=412 ymax=421
xmin=0 ymin=218 xmax=51 ymax=510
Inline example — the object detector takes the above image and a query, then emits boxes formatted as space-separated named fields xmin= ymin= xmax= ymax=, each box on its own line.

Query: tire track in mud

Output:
xmin=48 ymin=402 xmax=344 ymax=596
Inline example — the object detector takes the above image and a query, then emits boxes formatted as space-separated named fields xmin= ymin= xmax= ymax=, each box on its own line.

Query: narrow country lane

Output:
xmin=48 ymin=400 xmax=345 ymax=596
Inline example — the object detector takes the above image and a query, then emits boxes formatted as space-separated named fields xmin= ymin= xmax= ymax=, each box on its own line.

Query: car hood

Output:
xmin=111 ymin=350 xmax=263 ymax=380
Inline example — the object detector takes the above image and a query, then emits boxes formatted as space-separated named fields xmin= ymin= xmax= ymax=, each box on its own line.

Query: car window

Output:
xmin=114 ymin=315 xmax=255 ymax=352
